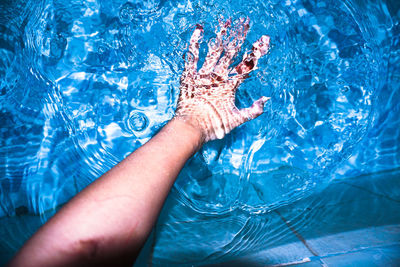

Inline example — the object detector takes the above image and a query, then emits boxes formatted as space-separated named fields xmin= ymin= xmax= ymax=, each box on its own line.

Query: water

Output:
xmin=0 ymin=0 xmax=399 ymax=265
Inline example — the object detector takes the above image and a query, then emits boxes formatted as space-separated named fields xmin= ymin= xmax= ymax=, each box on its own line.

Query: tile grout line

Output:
xmin=337 ymin=167 xmax=400 ymax=181
xmin=342 ymin=181 xmax=400 ymax=203
xmin=274 ymin=210 xmax=319 ymax=257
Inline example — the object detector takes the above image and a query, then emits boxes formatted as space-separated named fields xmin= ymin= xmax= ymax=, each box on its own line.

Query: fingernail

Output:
xmin=196 ymin=24 xmax=204 ymax=30
xmin=261 ymin=96 xmax=271 ymax=103
xmin=261 ymin=35 xmax=270 ymax=44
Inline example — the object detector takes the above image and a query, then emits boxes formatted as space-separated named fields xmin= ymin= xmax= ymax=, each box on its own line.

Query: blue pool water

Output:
xmin=0 ymin=0 xmax=399 ymax=265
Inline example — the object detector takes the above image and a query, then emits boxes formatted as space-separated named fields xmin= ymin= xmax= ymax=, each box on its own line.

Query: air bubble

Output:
xmin=184 ymin=51 xmax=195 ymax=64
xmin=119 ymin=1 xmax=160 ymax=24
xmin=209 ymin=37 xmax=220 ymax=50
xmin=98 ymin=44 xmax=107 ymax=54
xmin=49 ymin=34 xmax=67 ymax=60
xmin=119 ymin=2 xmax=135 ymax=24
xmin=128 ymin=111 xmax=148 ymax=132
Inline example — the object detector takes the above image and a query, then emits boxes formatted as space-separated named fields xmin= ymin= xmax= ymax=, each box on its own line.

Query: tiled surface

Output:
xmin=206 ymin=241 xmax=315 ymax=267
xmin=136 ymin=168 xmax=400 ymax=266
xmin=294 ymin=260 xmax=324 ymax=267
xmin=212 ymin=222 xmax=400 ymax=266
xmin=321 ymin=244 xmax=400 ymax=267
xmin=275 ymin=172 xmax=400 ymax=242
xmin=214 ymin=170 xmax=400 ymax=266
xmin=149 ymin=205 xmax=311 ymax=266
xmin=342 ymin=168 xmax=400 ymax=202
xmin=305 ymin=225 xmax=400 ymax=258
xmin=204 ymin=225 xmax=400 ymax=266
xmin=200 ymin=171 xmax=400 ymax=266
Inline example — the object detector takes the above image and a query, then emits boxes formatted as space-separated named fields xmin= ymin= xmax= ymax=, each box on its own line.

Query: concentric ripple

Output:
xmin=0 ymin=0 xmax=399 ymax=264
xmin=174 ymin=0 xmax=382 ymax=214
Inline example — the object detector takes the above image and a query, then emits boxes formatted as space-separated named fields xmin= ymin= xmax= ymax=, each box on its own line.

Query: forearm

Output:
xmin=8 ymin=119 xmax=203 ymax=267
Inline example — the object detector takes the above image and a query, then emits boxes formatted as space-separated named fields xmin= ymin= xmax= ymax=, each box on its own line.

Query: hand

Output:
xmin=174 ymin=17 xmax=271 ymax=142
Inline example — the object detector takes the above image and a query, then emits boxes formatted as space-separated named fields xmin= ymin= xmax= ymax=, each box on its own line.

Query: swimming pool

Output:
xmin=0 ymin=0 xmax=399 ymax=265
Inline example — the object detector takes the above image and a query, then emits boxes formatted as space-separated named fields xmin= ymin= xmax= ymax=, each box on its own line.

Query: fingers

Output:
xmin=214 ymin=17 xmax=250 ymax=77
xmin=199 ymin=18 xmax=231 ymax=75
xmin=234 ymin=96 xmax=270 ymax=127
xmin=231 ymin=35 xmax=270 ymax=77
xmin=226 ymin=35 xmax=270 ymax=91
xmin=184 ymin=24 xmax=204 ymax=75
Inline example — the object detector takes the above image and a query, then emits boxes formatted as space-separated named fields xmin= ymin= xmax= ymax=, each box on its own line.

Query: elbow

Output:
xmin=75 ymin=238 xmax=101 ymax=261
xmin=70 ymin=237 xmax=136 ymax=267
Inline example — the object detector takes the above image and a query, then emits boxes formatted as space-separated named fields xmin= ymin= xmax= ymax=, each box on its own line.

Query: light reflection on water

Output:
xmin=0 ymin=0 xmax=399 ymax=264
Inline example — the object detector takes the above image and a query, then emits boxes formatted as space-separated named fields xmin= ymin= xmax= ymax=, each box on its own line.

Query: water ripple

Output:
xmin=0 ymin=0 xmax=398 ymax=264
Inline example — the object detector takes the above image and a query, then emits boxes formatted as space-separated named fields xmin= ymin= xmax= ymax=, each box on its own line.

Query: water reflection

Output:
xmin=0 ymin=0 xmax=399 ymax=264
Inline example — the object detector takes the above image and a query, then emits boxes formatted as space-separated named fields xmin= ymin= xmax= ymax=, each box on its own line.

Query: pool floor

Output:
xmin=133 ymin=168 xmax=400 ymax=266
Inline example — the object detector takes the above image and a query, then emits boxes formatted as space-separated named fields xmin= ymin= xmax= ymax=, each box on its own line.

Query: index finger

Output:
xmin=184 ymin=24 xmax=204 ymax=75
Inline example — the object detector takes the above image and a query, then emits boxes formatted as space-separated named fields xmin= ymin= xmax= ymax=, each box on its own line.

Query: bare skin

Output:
xmin=8 ymin=18 xmax=270 ymax=267
xmin=176 ymin=17 xmax=271 ymax=141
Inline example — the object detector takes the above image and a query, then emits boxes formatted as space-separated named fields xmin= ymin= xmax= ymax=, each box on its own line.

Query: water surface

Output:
xmin=0 ymin=0 xmax=399 ymax=264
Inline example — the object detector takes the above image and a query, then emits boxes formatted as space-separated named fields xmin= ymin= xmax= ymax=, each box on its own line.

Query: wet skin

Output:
xmin=175 ymin=17 xmax=271 ymax=141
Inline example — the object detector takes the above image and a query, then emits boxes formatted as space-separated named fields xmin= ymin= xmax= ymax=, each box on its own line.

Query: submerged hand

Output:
xmin=174 ymin=17 xmax=271 ymax=142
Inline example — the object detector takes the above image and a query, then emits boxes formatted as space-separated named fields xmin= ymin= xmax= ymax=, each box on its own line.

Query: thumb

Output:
xmin=238 ymin=96 xmax=270 ymax=125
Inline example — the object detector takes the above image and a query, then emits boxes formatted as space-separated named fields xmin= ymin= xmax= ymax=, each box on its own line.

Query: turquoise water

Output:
xmin=0 ymin=0 xmax=399 ymax=265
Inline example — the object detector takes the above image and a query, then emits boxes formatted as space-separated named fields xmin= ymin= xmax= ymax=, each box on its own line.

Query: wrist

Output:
xmin=166 ymin=117 xmax=205 ymax=151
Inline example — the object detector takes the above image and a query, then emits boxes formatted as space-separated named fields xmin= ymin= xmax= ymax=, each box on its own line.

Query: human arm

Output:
xmin=8 ymin=119 xmax=203 ymax=267
xmin=8 ymin=18 xmax=270 ymax=267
